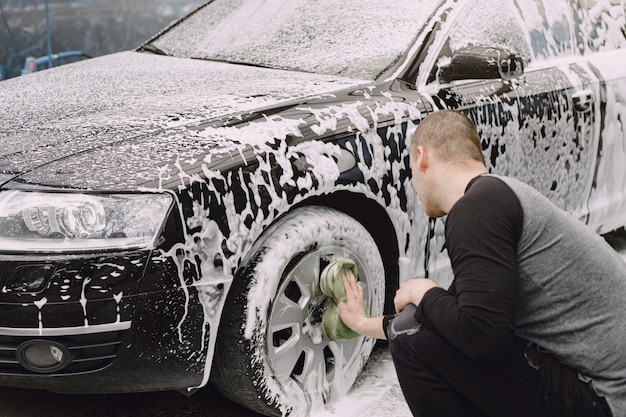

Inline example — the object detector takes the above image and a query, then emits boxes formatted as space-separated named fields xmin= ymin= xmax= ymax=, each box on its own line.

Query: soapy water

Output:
xmin=311 ymin=346 xmax=411 ymax=417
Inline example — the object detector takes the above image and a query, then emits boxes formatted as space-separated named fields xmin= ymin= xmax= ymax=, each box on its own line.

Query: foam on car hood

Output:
xmin=0 ymin=51 xmax=368 ymax=189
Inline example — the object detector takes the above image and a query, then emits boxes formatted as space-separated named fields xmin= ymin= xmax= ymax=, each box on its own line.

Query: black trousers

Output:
xmin=387 ymin=311 xmax=612 ymax=417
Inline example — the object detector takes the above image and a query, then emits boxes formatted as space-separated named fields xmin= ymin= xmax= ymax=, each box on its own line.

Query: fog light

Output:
xmin=5 ymin=264 xmax=55 ymax=293
xmin=16 ymin=340 xmax=71 ymax=373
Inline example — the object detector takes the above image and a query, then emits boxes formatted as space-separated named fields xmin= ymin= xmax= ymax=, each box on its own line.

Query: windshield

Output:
xmin=148 ymin=0 xmax=442 ymax=80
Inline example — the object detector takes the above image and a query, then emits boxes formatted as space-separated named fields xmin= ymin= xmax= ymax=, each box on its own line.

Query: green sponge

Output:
xmin=320 ymin=258 xmax=367 ymax=341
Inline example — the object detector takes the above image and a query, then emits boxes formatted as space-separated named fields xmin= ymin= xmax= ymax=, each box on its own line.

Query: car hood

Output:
xmin=0 ymin=51 xmax=369 ymax=190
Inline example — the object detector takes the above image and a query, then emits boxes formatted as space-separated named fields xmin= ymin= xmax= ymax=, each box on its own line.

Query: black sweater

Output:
xmin=414 ymin=175 xmax=522 ymax=361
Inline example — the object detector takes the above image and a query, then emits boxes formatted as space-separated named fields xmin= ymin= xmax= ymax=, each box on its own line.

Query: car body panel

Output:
xmin=585 ymin=48 xmax=626 ymax=232
xmin=0 ymin=51 xmax=371 ymax=186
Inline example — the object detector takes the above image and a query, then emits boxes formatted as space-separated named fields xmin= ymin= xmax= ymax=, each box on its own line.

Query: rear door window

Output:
xmin=516 ymin=0 xmax=577 ymax=59
xmin=571 ymin=0 xmax=626 ymax=53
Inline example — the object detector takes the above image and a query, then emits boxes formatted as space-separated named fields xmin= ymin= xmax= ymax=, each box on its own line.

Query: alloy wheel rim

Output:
xmin=267 ymin=245 xmax=370 ymax=391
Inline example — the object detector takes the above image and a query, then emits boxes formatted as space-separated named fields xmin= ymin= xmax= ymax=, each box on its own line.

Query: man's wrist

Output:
xmin=412 ymin=279 xmax=439 ymax=305
xmin=349 ymin=316 xmax=385 ymax=340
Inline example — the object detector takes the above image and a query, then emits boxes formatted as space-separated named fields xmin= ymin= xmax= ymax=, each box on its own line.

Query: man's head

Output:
xmin=410 ymin=110 xmax=485 ymax=165
xmin=409 ymin=110 xmax=487 ymax=217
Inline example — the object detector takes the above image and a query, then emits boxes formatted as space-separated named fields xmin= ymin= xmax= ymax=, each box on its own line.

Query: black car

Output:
xmin=0 ymin=0 xmax=625 ymax=416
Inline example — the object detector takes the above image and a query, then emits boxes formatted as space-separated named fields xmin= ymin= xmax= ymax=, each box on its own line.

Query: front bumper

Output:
xmin=0 ymin=250 xmax=215 ymax=393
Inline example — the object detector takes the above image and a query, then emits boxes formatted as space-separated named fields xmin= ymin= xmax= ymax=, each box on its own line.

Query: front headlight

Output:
xmin=0 ymin=191 xmax=173 ymax=252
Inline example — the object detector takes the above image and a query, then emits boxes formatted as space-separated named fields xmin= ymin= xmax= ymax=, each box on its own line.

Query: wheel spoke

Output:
xmin=270 ymin=327 xmax=304 ymax=380
xmin=294 ymin=344 xmax=328 ymax=386
xmin=289 ymin=252 xmax=322 ymax=301
xmin=270 ymin=290 xmax=306 ymax=381
xmin=272 ymin=292 xmax=305 ymax=328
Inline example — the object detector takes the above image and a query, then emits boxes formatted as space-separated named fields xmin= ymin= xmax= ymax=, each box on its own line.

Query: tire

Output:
xmin=211 ymin=206 xmax=386 ymax=417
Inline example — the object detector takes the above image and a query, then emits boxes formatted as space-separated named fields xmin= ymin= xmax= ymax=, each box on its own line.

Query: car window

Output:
xmin=571 ymin=0 xmax=626 ymax=53
xmin=425 ymin=0 xmax=531 ymax=84
xmin=515 ymin=0 xmax=577 ymax=59
xmin=448 ymin=0 xmax=530 ymax=57
xmin=150 ymin=0 xmax=444 ymax=81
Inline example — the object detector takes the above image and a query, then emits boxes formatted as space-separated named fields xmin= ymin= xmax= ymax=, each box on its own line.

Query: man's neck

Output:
xmin=436 ymin=163 xmax=487 ymax=214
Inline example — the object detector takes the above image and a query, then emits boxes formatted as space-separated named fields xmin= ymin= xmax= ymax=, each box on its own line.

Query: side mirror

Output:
xmin=437 ymin=44 xmax=524 ymax=83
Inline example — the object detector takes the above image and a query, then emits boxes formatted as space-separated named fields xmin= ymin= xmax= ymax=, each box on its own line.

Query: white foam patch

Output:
xmin=311 ymin=348 xmax=411 ymax=417
xmin=152 ymin=0 xmax=439 ymax=80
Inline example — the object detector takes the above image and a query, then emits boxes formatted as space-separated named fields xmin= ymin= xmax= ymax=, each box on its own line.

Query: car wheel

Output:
xmin=212 ymin=206 xmax=385 ymax=416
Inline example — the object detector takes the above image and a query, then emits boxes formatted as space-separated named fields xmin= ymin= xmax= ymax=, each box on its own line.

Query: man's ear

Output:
xmin=417 ymin=146 xmax=428 ymax=172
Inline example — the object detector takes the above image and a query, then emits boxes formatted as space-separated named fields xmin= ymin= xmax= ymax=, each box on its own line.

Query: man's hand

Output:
xmin=336 ymin=269 xmax=367 ymax=330
xmin=394 ymin=278 xmax=439 ymax=313
xmin=336 ymin=269 xmax=386 ymax=340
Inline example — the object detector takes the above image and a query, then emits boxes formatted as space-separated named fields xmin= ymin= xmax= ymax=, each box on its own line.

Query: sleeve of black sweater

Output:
xmin=414 ymin=176 xmax=523 ymax=361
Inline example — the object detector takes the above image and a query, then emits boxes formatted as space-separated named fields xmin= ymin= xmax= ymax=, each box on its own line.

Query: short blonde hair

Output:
xmin=411 ymin=110 xmax=485 ymax=165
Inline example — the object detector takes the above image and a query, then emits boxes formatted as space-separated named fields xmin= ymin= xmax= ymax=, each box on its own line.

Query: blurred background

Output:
xmin=0 ymin=0 xmax=205 ymax=80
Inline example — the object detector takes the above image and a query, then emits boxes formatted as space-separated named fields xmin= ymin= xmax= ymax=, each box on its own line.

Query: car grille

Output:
xmin=0 ymin=330 xmax=125 ymax=375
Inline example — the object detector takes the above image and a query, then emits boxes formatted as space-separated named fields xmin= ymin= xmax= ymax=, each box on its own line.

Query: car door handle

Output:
xmin=572 ymin=89 xmax=594 ymax=112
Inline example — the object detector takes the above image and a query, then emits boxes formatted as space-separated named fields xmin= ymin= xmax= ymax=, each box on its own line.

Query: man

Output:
xmin=338 ymin=110 xmax=626 ymax=417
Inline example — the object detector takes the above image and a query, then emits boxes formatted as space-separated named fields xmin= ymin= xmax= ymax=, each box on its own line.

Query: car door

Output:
xmin=412 ymin=0 xmax=600 ymax=221
xmin=570 ymin=0 xmax=626 ymax=233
